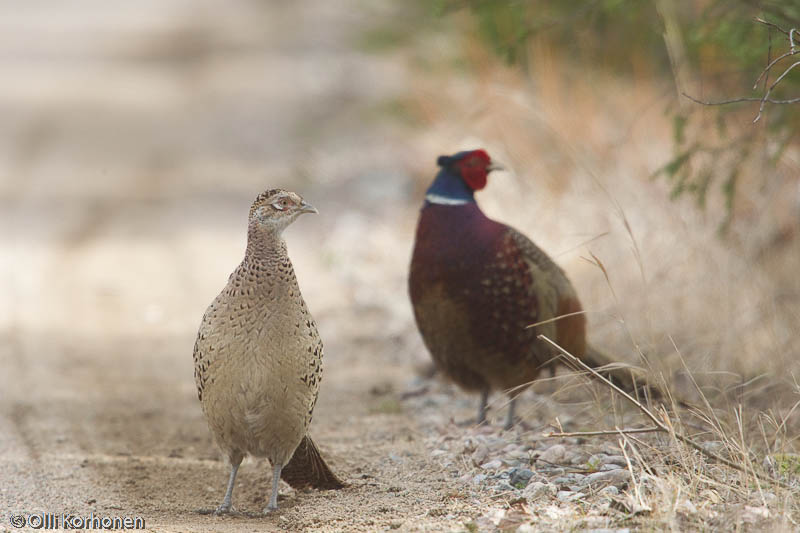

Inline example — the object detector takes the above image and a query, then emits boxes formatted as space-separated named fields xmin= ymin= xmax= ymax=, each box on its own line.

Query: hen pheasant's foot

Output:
xmin=213 ymin=503 xmax=235 ymax=516
xmin=211 ymin=458 xmax=241 ymax=515
xmin=263 ymin=463 xmax=283 ymax=513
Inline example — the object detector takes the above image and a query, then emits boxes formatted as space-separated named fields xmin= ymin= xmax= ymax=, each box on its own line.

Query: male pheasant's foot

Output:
xmin=476 ymin=389 xmax=489 ymax=426
xmin=503 ymin=398 xmax=517 ymax=431
xmin=262 ymin=502 xmax=279 ymax=514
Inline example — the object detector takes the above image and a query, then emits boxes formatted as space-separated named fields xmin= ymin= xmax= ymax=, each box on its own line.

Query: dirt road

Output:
xmin=3 ymin=1 xmax=796 ymax=531
xmin=0 ymin=1 xmax=509 ymax=531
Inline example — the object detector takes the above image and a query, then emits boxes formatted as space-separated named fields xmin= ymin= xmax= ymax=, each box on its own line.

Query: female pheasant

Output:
xmin=409 ymin=149 xmax=635 ymax=429
xmin=194 ymin=189 xmax=343 ymax=514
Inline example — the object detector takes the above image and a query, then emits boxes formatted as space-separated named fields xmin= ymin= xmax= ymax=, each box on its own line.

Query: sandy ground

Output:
xmin=2 ymin=1 xmax=798 ymax=532
xmin=0 ymin=1 xmax=508 ymax=531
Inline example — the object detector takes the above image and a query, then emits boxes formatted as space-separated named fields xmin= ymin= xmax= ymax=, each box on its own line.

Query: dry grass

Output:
xmin=398 ymin=14 xmax=800 ymax=530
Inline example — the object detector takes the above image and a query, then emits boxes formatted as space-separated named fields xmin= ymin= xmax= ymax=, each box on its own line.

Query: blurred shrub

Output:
xmin=430 ymin=0 xmax=799 ymax=227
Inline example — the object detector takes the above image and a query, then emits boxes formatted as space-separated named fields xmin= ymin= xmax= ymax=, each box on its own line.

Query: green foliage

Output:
xmin=435 ymin=0 xmax=800 ymax=225
xmin=773 ymin=454 xmax=800 ymax=475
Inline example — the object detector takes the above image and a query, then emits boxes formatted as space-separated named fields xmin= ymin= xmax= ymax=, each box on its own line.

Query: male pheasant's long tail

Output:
xmin=581 ymin=344 xmax=669 ymax=403
xmin=281 ymin=435 xmax=346 ymax=490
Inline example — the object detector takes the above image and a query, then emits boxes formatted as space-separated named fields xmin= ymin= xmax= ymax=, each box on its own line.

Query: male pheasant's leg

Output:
xmin=503 ymin=397 xmax=517 ymax=431
xmin=477 ymin=389 xmax=489 ymax=425
xmin=215 ymin=456 xmax=242 ymax=514
xmin=264 ymin=462 xmax=283 ymax=512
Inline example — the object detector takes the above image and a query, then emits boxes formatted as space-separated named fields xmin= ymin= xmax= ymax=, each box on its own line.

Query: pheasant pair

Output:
xmin=409 ymin=149 xmax=646 ymax=429
xmin=192 ymin=150 xmax=645 ymax=513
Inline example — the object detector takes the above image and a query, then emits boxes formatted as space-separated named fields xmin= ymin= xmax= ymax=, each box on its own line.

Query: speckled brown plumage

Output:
xmin=193 ymin=189 xmax=342 ymax=514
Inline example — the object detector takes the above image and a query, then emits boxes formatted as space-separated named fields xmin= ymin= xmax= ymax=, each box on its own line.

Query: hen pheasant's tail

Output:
xmin=281 ymin=435 xmax=346 ymax=490
xmin=581 ymin=344 xmax=670 ymax=403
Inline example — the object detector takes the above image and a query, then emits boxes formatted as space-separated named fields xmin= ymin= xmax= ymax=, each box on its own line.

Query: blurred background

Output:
xmin=1 ymin=0 xmax=799 ymax=520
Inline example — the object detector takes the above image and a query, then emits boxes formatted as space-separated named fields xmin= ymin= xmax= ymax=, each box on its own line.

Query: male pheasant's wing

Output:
xmin=504 ymin=226 xmax=588 ymax=360
xmin=507 ymin=227 xmax=671 ymax=402
xmin=280 ymin=435 xmax=345 ymax=490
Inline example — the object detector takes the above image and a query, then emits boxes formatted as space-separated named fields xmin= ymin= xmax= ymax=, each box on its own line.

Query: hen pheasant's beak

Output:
xmin=298 ymin=201 xmax=318 ymax=214
xmin=487 ymin=161 xmax=505 ymax=172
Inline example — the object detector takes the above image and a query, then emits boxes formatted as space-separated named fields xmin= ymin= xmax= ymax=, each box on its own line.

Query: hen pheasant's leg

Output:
xmin=264 ymin=462 xmax=283 ymax=512
xmin=503 ymin=397 xmax=517 ymax=430
xmin=477 ymin=389 xmax=489 ymax=425
xmin=215 ymin=454 xmax=243 ymax=514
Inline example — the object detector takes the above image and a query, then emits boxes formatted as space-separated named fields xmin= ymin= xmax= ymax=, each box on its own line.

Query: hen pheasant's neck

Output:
xmin=243 ymin=224 xmax=293 ymax=275
xmin=424 ymin=168 xmax=475 ymax=206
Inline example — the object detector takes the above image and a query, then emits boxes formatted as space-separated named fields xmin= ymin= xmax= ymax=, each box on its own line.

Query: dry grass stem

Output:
xmin=538 ymin=334 xmax=793 ymax=489
xmin=544 ymin=427 xmax=662 ymax=437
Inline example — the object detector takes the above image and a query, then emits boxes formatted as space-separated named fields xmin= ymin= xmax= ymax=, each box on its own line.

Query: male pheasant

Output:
xmin=193 ymin=189 xmax=343 ymax=514
xmin=409 ymin=149 xmax=641 ymax=429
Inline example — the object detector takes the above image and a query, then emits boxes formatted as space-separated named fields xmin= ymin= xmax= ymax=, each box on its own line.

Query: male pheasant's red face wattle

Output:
xmin=454 ymin=150 xmax=493 ymax=191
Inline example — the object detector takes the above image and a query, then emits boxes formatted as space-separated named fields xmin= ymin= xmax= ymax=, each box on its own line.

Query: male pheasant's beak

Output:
xmin=487 ymin=161 xmax=505 ymax=173
xmin=298 ymin=201 xmax=318 ymax=215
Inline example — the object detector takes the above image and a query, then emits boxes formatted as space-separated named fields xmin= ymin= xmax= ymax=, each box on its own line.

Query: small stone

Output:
xmin=471 ymin=444 xmax=489 ymax=466
xmin=472 ymin=474 xmax=488 ymax=485
xmin=598 ymin=486 xmax=619 ymax=497
xmin=509 ymin=468 xmax=534 ymax=489
xmin=742 ymin=506 xmax=770 ymax=524
xmin=557 ymin=490 xmax=584 ymax=502
xmin=567 ymin=450 xmax=590 ymax=465
xmin=552 ymin=473 xmax=586 ymax=487
xmin=430 ymin=449 xmax=447 ymax=457
xmin=586 ymin=453 xmax=609 ymax=470
xmin=604 ymin=455 xmax=628 ymax=466
xmin=516 ymin=524 xmax=535 ymax=533
xmin=538 ymin=444 xmax=567 ymax=465
xmin=481 ymin=459 xmax=503 ymax=470
xmin=600 ymin=463 xmax=621 ymax=471
xmin=586 ymin=469 xmax=631 ymax=487
xmin=507 ymin=449 xmax=531 ymax=462
xmin=494 ymin=482 xmax=517 ymax=493
xmin=677 ymin=499 xmax=697 ymax=514
xmin=523 ymin=481 xmax=556 ymax=500
xmin=702 ymin=441 xmax=725 ymax=454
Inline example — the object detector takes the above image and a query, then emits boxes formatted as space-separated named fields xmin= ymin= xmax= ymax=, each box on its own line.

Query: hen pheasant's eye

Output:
xmin=272 ymin=201 xmax=286 ymax=211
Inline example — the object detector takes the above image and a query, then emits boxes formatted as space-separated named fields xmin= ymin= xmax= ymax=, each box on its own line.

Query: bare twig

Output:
xmin=755 ymin=17 xmax=792 ymax=39
xmin=545 ymin=427 xmax=662 ymax=437
xmin=755 ymin=59 xmax=800 ymax=122
xmin=681 ymin=92 xmax=800 ymax=107
xmin=538 ymin=334 xmax=793 ymax=489
xmin=682 ymin=19 xmax=800 ymax=122
xmin=753 ymin=49 xmax=798 ymax=89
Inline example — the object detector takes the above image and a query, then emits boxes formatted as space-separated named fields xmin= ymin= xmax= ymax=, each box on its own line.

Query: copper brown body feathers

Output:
xmin=410 ymin=203 xmax=585 ymax=395
xmin=193 ymin=189 xmax=342 ymax=514
xmin=410 ymin=150 xmax=651 ymax=428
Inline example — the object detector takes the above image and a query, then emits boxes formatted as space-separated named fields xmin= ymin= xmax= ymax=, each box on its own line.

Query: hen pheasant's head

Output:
xmin=248 ymin=189 xmax=317 ymax=234
xmin=437 ymin=149 xmax=504 ymax=191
